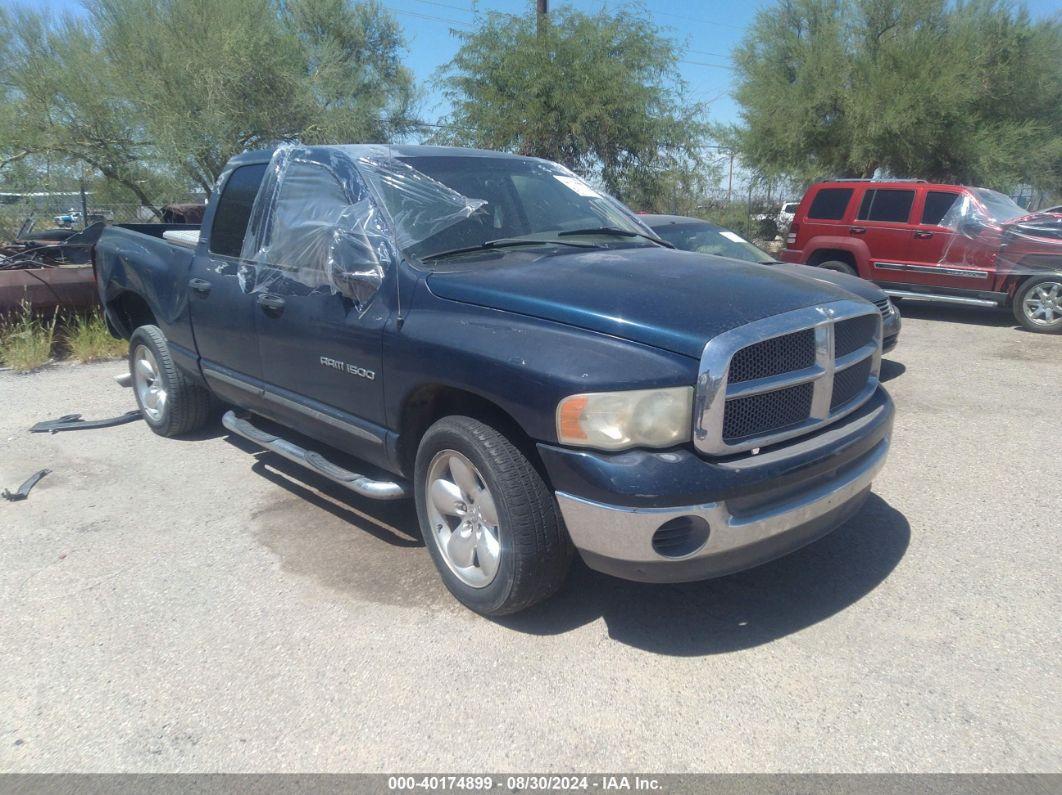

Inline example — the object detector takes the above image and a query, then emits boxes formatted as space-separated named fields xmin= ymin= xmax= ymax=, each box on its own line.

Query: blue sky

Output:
xmin=20 ymin=0 xmax=1062 ymax=139
xmin=23 ymin=0 xmax=762 ymax=129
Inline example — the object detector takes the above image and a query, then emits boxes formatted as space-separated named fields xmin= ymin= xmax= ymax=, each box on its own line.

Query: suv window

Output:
xmin=857 ymin=189 xmax=915 ymax=223
xmin=209 ymin=163 xmax=267 ymax=257
xmin=922 ymin=191 xmax=960 ymax=225
xmin=807 ymin=188 xmax=853 ymax=220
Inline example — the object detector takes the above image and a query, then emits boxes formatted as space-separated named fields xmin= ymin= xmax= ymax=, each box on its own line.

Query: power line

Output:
xmin=686 ymin=48 xmax=733 ymax=60
xmin=650 ymin=8 xmax=749 ymax=31
xmin=411 ymin=0 xmax=476 ymax=15
xmin=387 ymin=6 xmax=474 ymax=27
xmin=679 ymin=59 xmax=736 ymax=71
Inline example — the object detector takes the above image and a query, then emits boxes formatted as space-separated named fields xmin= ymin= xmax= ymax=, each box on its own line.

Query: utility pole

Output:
xmin=726 ymin=151 xmax=734 ymax=203
xmin=536 ymin=0 xmax=548 ymax=35
xmin=79 ymin=177 xmax=89 ymax=230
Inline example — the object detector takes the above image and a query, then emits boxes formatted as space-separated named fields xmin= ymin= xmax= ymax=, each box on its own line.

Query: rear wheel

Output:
xmin=1013 ymin=277 xmax=1062 ymax=333
xmin=129 ymin=325 xmax=213 ymax=436
xmin=414 ymin=416 xmax=573 ymax=616
xmin=819 ymin=259 xmax=858 ymax=277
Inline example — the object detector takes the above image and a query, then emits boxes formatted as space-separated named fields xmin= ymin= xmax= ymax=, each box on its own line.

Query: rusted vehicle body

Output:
xmin=0 ymin=222 xmax=105 ymax=315
xmin=0 ymin=220 xmax=198 ymax=315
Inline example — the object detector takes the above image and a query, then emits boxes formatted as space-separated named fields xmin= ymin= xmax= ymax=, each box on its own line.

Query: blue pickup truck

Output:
xmin=95 ymin=144 xmax=894 ymax=615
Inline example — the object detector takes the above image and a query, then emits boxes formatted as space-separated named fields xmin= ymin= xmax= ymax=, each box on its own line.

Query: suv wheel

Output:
xmin=129 ymin=325 xmax=213 ymax=437
xmin=819 ymin=260 xmax=858 ymax=277
xmin=1013 ymin=277 xmax=1062 ymax=334
xmin=414 ymin=416 xmax=573 ymax=616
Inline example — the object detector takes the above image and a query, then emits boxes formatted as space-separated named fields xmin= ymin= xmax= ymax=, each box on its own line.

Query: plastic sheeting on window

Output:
xmin=239 ymin=144 xmax=396 ymax=309
xmin=935 ymin=189 xmax=1061 ymax=278
xmin=352 ymin=155 xmax=487 ymax=250
xmin=237 ymin=143 xmax=490 ymax=306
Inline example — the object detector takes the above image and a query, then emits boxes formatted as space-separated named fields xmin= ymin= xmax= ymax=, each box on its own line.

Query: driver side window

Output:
xmin=263 ymin=160 xmax=351 ymax=284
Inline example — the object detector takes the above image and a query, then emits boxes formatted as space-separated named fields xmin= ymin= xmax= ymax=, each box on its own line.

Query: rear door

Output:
xmin=800 ymin=186 xmax=855 ymax=247
xmin=857 ymin=188 xmax=918 ymax=282
xmin=188 ymin=161 xmax=268 ymax=387
xmin=250 ymin=154 xmax=391 ymax=454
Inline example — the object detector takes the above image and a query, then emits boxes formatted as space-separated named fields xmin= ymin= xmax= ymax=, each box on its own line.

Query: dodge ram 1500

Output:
xmin=95 ymin=144 xmax=894 ymax=615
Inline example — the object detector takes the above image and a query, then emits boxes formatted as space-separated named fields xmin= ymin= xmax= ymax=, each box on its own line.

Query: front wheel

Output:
xmin=414 ymin=416 xmax=573 ymax=616
xmin=1013 ymin=277 xmax=1062 ymax=333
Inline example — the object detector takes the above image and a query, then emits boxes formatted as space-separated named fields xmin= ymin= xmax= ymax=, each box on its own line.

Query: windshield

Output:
xmin=357 ymin=154 xmax=651 ymax=261
xmin=651 ymin=222 xmax=773 ymax=264
xmin=973 ymin=188 xmax=1027 ymax=223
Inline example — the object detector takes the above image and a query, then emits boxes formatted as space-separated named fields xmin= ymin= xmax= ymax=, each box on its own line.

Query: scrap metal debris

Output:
xmin=30 ymin=409 xmax=142 ymax=434
xmin=2 ymin=469 xmax=50 ymax=501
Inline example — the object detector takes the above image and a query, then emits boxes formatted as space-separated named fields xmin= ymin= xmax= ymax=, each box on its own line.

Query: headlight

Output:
xmin=556 ymin=386 xmax=694 ymax=451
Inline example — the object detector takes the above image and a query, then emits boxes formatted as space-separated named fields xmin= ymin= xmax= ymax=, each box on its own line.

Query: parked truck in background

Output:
xmin=95 ymin=144 xmax=894 ymax=615
xmin=780 ymin=180 xmax=1062 ymax=333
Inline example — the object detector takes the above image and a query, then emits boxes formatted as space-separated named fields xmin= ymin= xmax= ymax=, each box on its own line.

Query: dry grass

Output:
xmin=0 ymin=301 xmax=58 ymax=372
xmin=63 ymin=309 xmax=128 ymax=363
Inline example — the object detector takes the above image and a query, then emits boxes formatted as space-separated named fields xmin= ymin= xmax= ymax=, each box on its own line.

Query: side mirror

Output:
xmin=959 ymin=218 xmax=986 ymax=237
xmin=330 ymin=263 xmax=382 ymax=303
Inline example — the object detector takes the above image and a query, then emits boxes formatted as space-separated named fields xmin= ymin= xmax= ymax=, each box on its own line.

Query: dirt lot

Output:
xmin=1 ymin=304 xmax=1059 ymax=773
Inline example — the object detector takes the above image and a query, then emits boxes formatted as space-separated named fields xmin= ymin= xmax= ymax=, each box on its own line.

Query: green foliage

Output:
xmin=0 ymin=301 xmax=58 ymax=372
xmin=0 ymin=8 xmax=167 ymax=212
xmin=435 ymin=6 xmax=711 ymax=208
xmin=732 ymin=0 xmax=1062 ymax=192
xmin=0 ymin=0 xmax=416 ymax=200
xmin=62 ymin=310 xmax=128 ymax=363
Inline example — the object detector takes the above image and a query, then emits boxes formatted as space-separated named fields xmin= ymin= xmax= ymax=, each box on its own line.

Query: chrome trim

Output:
xmin=557 ymin=437 xmax=888 ymax=564
xmin=694 ymin=299 xmax=881 ymax=456
xmin=221 ymin=411 xmax=407 ymax=500
xmin=882 ymin=289 xmax=1003 ymax=307
xmin=874 ymin=262 xmax=990 ymax=280
xmin=203 ymin=365 xmax=383 ymax=444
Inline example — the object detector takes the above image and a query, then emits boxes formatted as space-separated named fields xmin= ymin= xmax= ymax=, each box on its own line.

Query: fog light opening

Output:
xmin=651 ymin=515 xmax=710 ymax=559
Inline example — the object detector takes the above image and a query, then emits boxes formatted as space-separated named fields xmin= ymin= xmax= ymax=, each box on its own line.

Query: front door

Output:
xmin=904 ymin=189 xmax=995 ymax=291
xmin=249 ymin=154 xmax=391 ymax=460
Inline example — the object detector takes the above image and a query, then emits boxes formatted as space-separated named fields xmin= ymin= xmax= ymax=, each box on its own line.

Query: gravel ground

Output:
xmin=1 ymin=303 xmax=1059 ymax=773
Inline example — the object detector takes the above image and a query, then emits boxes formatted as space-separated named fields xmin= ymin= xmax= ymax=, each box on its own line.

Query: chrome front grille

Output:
xmin=694 ymin=300 xmax=882 ymax=455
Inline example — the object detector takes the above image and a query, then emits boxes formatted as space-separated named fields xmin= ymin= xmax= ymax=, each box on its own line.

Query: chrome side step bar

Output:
xmin=883 ymin=289 xmax=1003 ymax=308
xmin=221 ymin=410 xmax=408 ymax=500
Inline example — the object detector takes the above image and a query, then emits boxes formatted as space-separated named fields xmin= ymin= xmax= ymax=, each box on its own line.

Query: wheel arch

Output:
xmin=396 ymin=384 xmax=545 ymax=482
xmin=106 ymin=291 xmax=157 ymax=339
xmin=807 ymin=248 xmax=858 ymax=270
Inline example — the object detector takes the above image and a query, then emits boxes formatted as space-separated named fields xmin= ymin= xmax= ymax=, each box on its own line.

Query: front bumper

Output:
xmin=543 ymin=387 xmax=893 ymax=583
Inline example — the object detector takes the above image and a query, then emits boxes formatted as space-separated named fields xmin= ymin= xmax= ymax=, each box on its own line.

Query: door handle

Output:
xmin=849 ymin=226 xmax=866 ymax=234
xmin=914 ymin=231 xmax=934 ymax=239
xmin=257 ymin=293 xmax=285 ymax=316
xmin=188 ymin=278 xmax=212 ymax=296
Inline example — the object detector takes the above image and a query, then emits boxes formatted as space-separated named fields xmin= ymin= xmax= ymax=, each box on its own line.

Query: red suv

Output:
xmin=780 ymin=180 xmax=1062 ymax=333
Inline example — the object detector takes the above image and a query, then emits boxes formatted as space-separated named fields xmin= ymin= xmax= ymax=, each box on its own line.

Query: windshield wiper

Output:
xmin=422 ymin=237 xmax=598 ymax=261
xmin=557 ymin=226 xmax=674 ymax=248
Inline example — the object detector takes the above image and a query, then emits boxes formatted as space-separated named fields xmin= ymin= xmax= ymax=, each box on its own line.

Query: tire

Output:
xmin=414 ymin=416 xmax=574 ymax=616
xmin=819 ymin=259 xmax=858 ymax=277
xmin=128 ymin=325 xmax=213 ymax=437
xmin=1012 ymin=276 xmax=1062 ymax=334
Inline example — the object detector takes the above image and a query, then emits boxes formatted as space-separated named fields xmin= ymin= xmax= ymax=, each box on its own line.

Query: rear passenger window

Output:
xmin=922 ymin=191 xmax=960 ymax=225
xmin=857 ymin=189 xmax=915 ymax=223
xmin=807 ymin=188 xmax=853 ymax=220
xmin=209 ymin=163 xmax=267 ymax=257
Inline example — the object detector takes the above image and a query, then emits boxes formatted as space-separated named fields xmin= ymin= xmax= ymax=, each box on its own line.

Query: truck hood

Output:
xmin=425 ymin=246 xmax=856 ymax=358
xmin=770 ymin=262 xmax=886 ymax=303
